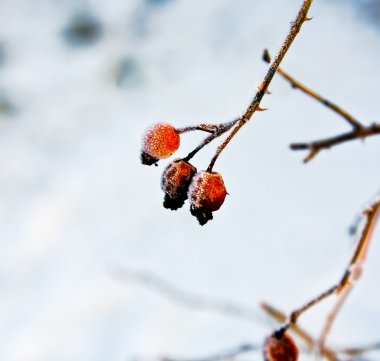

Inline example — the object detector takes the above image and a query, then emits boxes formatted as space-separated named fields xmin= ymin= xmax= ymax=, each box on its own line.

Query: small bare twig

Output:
xmin=290 ymin=123 xmax=380 ymax=162
xmin=261 ymin=302 xmax=380 ymax=360
xmin=274 ymin=198 xmax=380 ymax=351
xmin=182 ymin=119 xmax=239 ymax=162
xmin=111 ymin=267 xmax=261 ymax=322
xmin=262 ymin=49 xmax=362 ymax=130
xmin=207 ymin=0 xmax=314 ymax=171
xmin=260 ymin=302 xmax=338 ymax=361
xmin=262 ymin=49 xmax=380 ymax=163
xmin=317 ymin=198 xmax=380 ymax=349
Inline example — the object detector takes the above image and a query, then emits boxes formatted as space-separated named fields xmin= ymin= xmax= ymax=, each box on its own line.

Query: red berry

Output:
xmin=161 ymin=159 xmax=197 ymax=210
xmin=141 ymin=122 xmax=180 ymax=165
xmin=263 ymin=332 xmax=299 ymax=361
xmin=188 ymin=171 xmax=227 ymax=225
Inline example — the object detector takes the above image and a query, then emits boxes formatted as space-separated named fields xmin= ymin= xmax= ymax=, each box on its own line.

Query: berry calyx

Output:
xmin=188 ymin=171 xmax=227 ymax=225
xmin=161 ymin=159 xmax=197 ymax=210
xmin=141 ymin=122 xmax=180 ymax=165
xmin=263 ymin=331 xmax=299 ymax=361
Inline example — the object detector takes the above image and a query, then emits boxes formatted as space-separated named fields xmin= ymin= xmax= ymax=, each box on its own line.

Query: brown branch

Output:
xmin=261 ymin=302 xmax=380 ymax=360
xmin=262 ymin=49 xmax=362 ymax=130
xmin=262 ymin=49 xmax=380 ymax=163
xmin=317 ymin=198 xmax=380 ymax=348
xmin=290 ymin=122 xmax=380 ymax=163
xmin=272 ymin=197 xmax=380 ymax=353
xmin=182 ymin=119 xmax=238 ymax=162
xmin=207 ymin=0 xmax=314 ymax=171
xmin=260 ymin=302 xmax=338 ymax=361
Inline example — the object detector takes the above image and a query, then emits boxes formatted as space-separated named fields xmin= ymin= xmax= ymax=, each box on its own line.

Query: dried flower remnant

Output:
xmin=161 ymin=159 xmax=197 ymax=210
xmin=263 ymin=331 xmax=299 ymax=361
xmin=141 ymin=122 xmax=180 ymax=165
xmin=188 ymin=171 xmax=227 ymax=225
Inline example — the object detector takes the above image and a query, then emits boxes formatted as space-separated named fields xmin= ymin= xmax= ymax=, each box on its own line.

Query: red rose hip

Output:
xmin=263 ymin=331 xmax=298 ymax=361
xmin=188 ymin=171 xmax=227 ymax=225
xmin=141 ymin=122 xmax=180 ymax=165
xmin=161 ymin=159 xmax=197 ymax=210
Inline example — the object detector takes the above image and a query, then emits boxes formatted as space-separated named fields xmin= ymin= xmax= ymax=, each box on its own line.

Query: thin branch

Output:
xmin=290 ymin=123 xmax=380 ymax=163
xmin=177 ymin=121 xmax=237 ymax=135
xmin=261 ymin=49 xmax=380 ymax=163
xmin=183 ymin=119 xmax=238 ymax=162
xmin=260 ymin=302 xmax=338 ymax=361
xmin=273 ymin=198 xmax=380 ymax=351
xmin=161 ymin=343 xmax=259 ymax=361
xmin=111 ymin=267 xmax=261 ymax=322
xmin=262 ymin=49 xmax=362 ymax=130
xmin=261 ymin=303 xmax=380 ymax=360
xmin=317 ymin=198 xmax=380 ymax=348
xmin=207 ymin=0 xmax=314 ymax=171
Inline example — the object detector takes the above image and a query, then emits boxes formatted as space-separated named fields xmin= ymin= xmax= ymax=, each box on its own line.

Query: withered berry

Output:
xmin=188 ymin=171 xmax=227 ymax=225
xmin=263 ymin=331 xmax=299 ymax=361
xmin=161 ymin=159 xmax=197 ymax=210
xmin=141 ymin=122 xmax=180 ymax=165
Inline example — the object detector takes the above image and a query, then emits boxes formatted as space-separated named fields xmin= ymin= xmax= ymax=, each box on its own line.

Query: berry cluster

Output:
xmin=141 ymin=121 xmax=233 ymax=225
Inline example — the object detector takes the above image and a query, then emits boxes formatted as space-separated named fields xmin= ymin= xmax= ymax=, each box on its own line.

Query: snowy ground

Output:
xmin=1 ymin=0 xmax=380 ymax=360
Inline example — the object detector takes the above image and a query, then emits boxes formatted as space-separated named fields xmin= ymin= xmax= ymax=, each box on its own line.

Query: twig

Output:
xmin=261 ymin=49 xmax=380 ymax=163
xmin=260 ymin=302 xmax=338 ymax=361
xmin=274 ymin=198 xmax=380 ymax=351
xmin=290 ymin=124 xmax=380 ymax=162
xmin=111 ymin=267 xmax=261 ymax=322
xmin=317 ymin=198 xmax=380 ymax=349
xmin=262 ymin=49 xmax=362 ymax=130
xmin=182 ymin=119 xmax=238 ymax=162
xmin=207 ymin=0 xmax=314 ymax=171
xmin=161 ymin=343 xmax=259 ymax=361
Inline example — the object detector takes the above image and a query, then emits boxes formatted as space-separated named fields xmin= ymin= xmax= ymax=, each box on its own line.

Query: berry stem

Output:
xmin=176 ymin=124 xmax=220 ymax=134
xmin=207 ymin=0 xmax=314 ymax=171
xmin=183 ymin=118 xmax=239 ymax=162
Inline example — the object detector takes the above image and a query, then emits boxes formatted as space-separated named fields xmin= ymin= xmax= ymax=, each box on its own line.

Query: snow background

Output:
xmin=1 ymin=0 xmax=380 ymax=360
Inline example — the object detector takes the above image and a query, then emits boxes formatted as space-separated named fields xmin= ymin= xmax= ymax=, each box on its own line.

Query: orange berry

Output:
xmin=263 ymin=332 xmax=298 ymax=361
xmin=161 ymin=159 xmax=197 ymax=210
xmin=188 ymin=171 xmax=227 ymax=225
xmin=141 ymin=122 xmax=180 ymax=165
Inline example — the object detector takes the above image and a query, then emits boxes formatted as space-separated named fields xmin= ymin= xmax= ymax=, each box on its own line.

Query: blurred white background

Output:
xmin=1 ymin=0 xmax=380 ymax=360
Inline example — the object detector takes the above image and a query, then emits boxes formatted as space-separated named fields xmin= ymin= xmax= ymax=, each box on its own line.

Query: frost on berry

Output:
xmin=141 ymin=122 xmax=180 ymax=166
xmin=263 ymin=331 xmax=299 ymax=361
xmin=161 ymin=159 xmax=197 ymax=210
xmin=188 ymin=171 xmax=227 ymax=225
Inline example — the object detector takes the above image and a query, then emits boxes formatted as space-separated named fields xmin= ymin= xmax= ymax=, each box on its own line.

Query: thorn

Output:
xmin=257 ymin=83 xmax=272 ymax=94
xmin=257 ymin=107 xmax=268 ymax=112
xmin=305 ymin=17 xmax=313 ymax=21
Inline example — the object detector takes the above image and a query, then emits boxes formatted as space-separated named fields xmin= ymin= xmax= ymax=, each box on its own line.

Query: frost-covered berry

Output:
xmin=161 ymin=159 xmax=197 ymax=210
xmin=263 ymin=332 xmax=298 ymax=361
xmin=141 ymin=122 xmax=180 ymax=165
xmin=188 ymin=171 xmax=227 ymax=225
